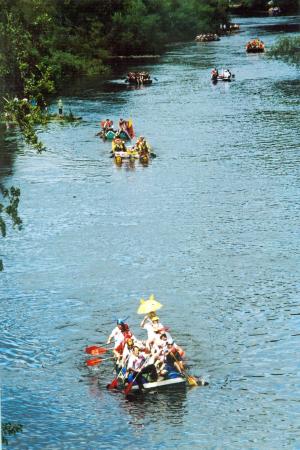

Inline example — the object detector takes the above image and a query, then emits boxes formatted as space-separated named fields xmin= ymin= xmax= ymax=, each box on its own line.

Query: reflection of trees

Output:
xmin=0 ymin=125 xmax=18 ymax=180
xmin=0 ymin=125 xmax=21 ymax=270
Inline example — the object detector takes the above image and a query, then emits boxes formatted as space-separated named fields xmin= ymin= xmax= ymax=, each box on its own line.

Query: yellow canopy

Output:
xmin=137 ymin=294 xmax=163 ymax=315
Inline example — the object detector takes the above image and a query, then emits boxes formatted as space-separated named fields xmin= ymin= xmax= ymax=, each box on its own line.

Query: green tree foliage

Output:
xmin=268 ymin=36 xmax=300 ymax=65
xmin=0 ymin=0 xmax=229 ymax=95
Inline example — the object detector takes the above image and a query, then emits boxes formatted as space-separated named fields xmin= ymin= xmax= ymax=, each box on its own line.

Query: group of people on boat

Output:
xmin=97 ymin=118 xmax=135 ymax=140
xmin=211 ymin=68 xmax=232 ymax=81
xmin=246 ymin=38 xmax=265 ymax=53
xmin=106 ymin=313 xmax=186 ymax=392
xmin=112 ymin=135 xmax=151 ymax=162
xmin=126 ymin=72 xmax=152 ymax=85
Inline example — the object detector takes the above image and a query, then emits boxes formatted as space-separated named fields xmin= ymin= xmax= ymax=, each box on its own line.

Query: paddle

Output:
xmin=86 ymin=356 xmax=115 ymax=366
xmin=85 ymin=345 xmax=113 ymax=355
xmin=169 ymin=351 xmax=198 ymax=387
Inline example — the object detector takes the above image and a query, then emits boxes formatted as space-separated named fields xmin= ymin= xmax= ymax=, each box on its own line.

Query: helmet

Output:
xmin=126 ymin=338 xmax=133 ymax=346
xmin=167 ymin=339 xmax=174 ymax=345
xmin=151 ymin=316 xmax=159 ymax=322
xmin=117 ymin=319 xmax=124 ymax=325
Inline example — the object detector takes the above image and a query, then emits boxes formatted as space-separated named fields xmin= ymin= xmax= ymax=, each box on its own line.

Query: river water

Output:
xmin=1 ymin=15 xmax=300 ymax=450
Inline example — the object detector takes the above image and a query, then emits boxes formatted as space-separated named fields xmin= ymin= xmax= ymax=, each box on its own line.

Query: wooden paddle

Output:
xmin=169 ymin=351 xmax=198 ymax=386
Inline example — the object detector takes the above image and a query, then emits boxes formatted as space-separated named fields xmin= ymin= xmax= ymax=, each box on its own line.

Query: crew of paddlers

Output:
xmin=106 ymin=313 xmax=186 ymax=392
xmin=246 ymin=38 xmax=265 ymax=53
xmin=211 ymin=67 xmax=233 ymax=82
xmin=126 ymin=71 xmax=152 ymax=85
xmin=96 ymin=117 xmax=135 ymax=140
xmin=195 ymin=33 xmax=220 ymax=42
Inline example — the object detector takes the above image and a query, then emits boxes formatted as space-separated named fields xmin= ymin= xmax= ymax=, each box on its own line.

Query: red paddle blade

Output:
xmin=124 ymin=382 xmax=133 ymax=396
xmin=107 ymin=378 xmax=118 ymax=390
xmin=86 ymin=358 xmax=102 ymax=366
xmin=85 ymin=346 xmax=107 ymax=355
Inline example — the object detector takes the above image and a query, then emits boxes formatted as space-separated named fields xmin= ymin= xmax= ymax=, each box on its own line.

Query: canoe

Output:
xmin=103 ymin=130 xmax=130 ymax=140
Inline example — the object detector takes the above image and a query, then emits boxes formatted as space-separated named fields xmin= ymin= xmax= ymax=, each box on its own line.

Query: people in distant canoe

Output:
xmin=134 ymin=136 xmax=150 ymax=156
xmin=117 ymin=118 xmax=134 ymax=139
xmin=223 ymin=68 xmax=231 ymax=79
xmin=102 ymin=119 xmax=114 ymax=131
xmin=126 ymin=71 xmax=152 ymax=85
xmin=113 ymin=137 xmax=127 ymax=152
xmin=211 ymin=68 xmax=219 ymax=80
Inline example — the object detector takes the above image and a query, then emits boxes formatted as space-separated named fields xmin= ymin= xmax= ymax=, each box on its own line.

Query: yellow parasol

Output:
xmin=137 ymin=294 xmax=163 ymax=315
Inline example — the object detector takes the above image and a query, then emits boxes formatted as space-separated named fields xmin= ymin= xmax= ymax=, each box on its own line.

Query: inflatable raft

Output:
xmin=246 ymin=39 xmax=265 ymax=53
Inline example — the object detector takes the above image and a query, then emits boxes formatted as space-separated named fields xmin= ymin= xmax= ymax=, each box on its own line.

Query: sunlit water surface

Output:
xmin=1 ymin=15 xmax=300 ymax=449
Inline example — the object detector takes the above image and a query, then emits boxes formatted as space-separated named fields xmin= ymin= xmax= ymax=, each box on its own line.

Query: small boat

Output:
xmin=211 ymin=69 xmax=234 ymax=82
xmin=99 ymin=130 xmax=130 ymax=140
xmin=112 ymin=138 xmax=151 ymax=165
xmin=125 ymin=72 xmax=153 ymax=85
xmin=246 ymin=39 xmax=265 ymax=53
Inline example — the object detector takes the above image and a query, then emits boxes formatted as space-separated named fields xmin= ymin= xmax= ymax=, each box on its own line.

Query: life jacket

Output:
xmin=114 ymin=138 xmax=126 ymax=152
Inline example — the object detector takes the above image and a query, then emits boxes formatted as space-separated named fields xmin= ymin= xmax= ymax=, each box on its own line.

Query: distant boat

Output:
xmin=246 ymin=38 xmax=265 ymax=53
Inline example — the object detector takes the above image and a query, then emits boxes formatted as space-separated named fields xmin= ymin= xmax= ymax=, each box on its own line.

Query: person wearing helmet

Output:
xmin=107 ymin=319 xmax=132 ymax=349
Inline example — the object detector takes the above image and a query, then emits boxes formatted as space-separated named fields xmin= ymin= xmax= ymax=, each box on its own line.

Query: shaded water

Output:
xmin=1 ymin=15 xmax=300 ymax=449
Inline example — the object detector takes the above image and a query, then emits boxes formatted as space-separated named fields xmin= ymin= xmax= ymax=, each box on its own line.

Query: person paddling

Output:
xmin=125 ymin=345 xmax=158 ymax=392
xmin=164 ymin=339 xmax=185 ymax=374
xmin=107 ymin=319 xmax=133 ymax=360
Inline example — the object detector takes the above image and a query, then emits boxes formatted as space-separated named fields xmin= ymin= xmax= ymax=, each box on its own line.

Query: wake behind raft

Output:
xmin=85 ymin=295 xmax=208 ymax=396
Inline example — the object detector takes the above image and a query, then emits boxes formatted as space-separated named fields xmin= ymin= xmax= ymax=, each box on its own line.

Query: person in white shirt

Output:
xmin=126 ymin=345 xmax=158 ymax=392
xmin=140 ymin=315 xmax=164 ymax=342
xmin=107 ymin=319 xmax=133 ymax=360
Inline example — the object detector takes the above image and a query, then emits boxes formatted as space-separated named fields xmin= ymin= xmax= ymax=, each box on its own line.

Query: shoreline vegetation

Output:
xmin=268 ymin=36 xmax=300 ymax=65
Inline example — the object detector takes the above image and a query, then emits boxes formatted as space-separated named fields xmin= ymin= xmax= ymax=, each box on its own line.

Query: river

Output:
xmin=1 ymin=15 xmax=299 ymax=450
